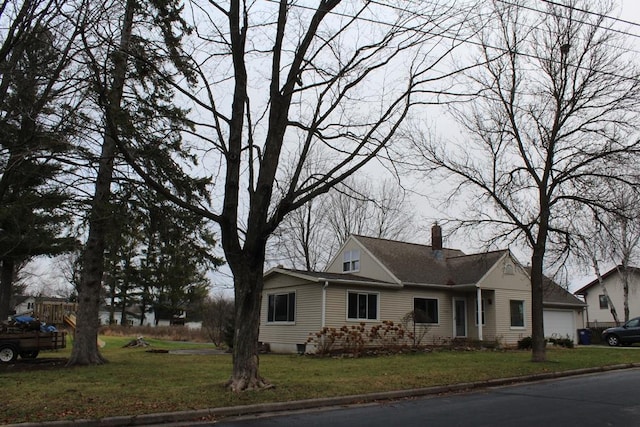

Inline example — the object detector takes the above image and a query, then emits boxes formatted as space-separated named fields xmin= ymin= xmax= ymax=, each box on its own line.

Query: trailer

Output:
xmin=0 ymin=330 xmax=67 ymax=363
xmin=0 ymin=316 xmax=67 ymax=363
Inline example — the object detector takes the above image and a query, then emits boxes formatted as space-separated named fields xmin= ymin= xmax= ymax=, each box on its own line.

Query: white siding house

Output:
xmin=575 ymin=266 xmax=640 ymax=327
xmin=261 ymin=226 xmax=585 ymax=353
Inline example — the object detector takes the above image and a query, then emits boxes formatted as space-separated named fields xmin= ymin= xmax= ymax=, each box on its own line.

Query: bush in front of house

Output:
xmin=517 ymin=336 xmax=533 ymax=350
xmin=548 ymin=336 xmax=574 ymax=348
xmin=307 ymin=321 xmax=415 ymax=356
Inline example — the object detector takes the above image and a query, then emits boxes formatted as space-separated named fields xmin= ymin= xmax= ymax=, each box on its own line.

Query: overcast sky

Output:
xmin=22 ymin=0 xmax=640 ymax=297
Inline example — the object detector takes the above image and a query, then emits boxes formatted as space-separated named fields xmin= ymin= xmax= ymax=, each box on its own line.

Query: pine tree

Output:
xmin=0 ymin=23 xmax=78 ymax=320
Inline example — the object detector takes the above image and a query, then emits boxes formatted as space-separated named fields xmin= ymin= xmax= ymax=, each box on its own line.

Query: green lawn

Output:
xmin=2 ymin=336 xmax=640 ymax=424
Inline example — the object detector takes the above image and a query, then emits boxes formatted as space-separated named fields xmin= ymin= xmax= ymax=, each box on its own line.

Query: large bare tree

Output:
xmin=408 ymin=0 xmax=640 ymax=361
xmin=112 ymin=0 xmax=475 ymax=390
xmin=573 ymin=185 xmax=640 ymax=325
xmin=271 ymin=177 xmax=416 ymax=270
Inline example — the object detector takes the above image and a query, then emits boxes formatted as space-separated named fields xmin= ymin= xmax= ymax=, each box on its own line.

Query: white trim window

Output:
xmin=347 ymin=291 xmax=378 ymax=320
xmin=413 ymin=297 xmax=439 ymax=324
xmin=343 ymin=250 xmax=360 ymax=272
xmin=598 ymin=294 xmax=609 ymax=309
xmin=267 ymin=292 xmax=296 ymax=323
xmin=510 ymin=300 xmax=525 ymax=328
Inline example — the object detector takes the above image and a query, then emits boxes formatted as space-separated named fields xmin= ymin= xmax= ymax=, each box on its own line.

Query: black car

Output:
xmin=602 ymin=317 xmax=640 ymax=346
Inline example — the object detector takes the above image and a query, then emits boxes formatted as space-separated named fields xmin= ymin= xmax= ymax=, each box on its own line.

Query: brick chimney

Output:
xmin=431 ymin=222 xmax=443 ymax=251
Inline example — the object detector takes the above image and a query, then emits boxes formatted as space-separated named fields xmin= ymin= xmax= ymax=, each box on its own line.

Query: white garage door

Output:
xmin=544 ymin=310 xmax=576 ymax=342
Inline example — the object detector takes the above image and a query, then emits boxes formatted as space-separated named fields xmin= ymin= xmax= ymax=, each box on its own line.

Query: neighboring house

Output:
xmin=260 ymin=226 xmax=585 ymax=353
xmin=574 ymin=266 xmax=640 ymax=327
xmin=98 ymin=306 xmax=151 ymax=326
xmin=97 ymin=305 xmax=194 ymax=327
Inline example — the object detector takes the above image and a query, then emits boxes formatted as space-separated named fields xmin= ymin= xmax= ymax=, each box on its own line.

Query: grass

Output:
xmin=2 ymin=336 xmax=640 ymax=424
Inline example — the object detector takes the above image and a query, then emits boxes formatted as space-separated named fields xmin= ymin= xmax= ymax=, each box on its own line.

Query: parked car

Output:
xmin=602 ymin=317 xmax=640 ymax=346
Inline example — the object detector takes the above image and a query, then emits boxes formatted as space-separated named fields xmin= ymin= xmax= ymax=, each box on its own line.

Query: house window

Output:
xmin=413 ymin=298 xmax=438 ymax=324
xmin=343 ymin=250 xmax=360 ymax=272
xmin=347 ymin=291 xmax=378 ymax=320
xmin=510 ymin=300 xmax=525 ymax=327
xmin=475 ymin=298 xmax=486 ymax=325
xmin=267 ymin=292 xmax=296 ymax=323
xmin=599 ymin=294 xmax=609 ymax=309
xmin=504 ymin=263 xmax=514 ymax=275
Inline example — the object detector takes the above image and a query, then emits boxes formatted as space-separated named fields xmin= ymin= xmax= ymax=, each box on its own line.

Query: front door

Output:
xmin=454 ymin=299 xmax=467 ymax=337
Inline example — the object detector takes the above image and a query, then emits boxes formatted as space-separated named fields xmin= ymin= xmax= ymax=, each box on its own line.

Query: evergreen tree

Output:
xmin=70 ymin=0 xmax=207 ymax=364
xmin=0 ymin=23 xmax=78 ymax=320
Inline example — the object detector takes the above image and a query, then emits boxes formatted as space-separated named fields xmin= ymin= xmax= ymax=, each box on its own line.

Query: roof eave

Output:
xmin=403 ymin=281 xmax=475 ymax=290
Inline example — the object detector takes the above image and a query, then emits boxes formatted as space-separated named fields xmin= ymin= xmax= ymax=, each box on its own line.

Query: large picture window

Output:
xmin=267 ymin=292 xmax=296 ymax=323
xmin=510 ymin=300 xmax=524 ymax=327
xmin=413 ymin=298 xmax=438 ymax=324
xmin=347 ymin=291 xmax=378 ymax=320
xmin=343 ymin=250 xmax=360 ymax=272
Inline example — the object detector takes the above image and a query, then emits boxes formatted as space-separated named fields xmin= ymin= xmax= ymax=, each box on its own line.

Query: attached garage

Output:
xmin=541 ymin=277 xmax=587 ymax=344
xmin=544 ymin=309 xmax=576 ymax=342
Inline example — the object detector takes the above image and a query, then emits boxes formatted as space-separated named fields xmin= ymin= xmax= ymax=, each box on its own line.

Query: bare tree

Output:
xmin=271 ymin=177 xmax=416 ymax=270
xmin=112 ymin=1 xmax=476 ymax=390
xmin=574 ymin=226 xmax=621 ymax=326
xmin=202 ymin=293 xmax=234 ymax=347
xmin=580 ymin=186 xmax=640 ymax=324
xmin=270 ymin=197 xmax=333 ymax=271
xmin=609 ymin=194 xmax=640 ymax=323
xmin=408 ymin=0 xmax=640 ymax=362
xmin=327 ymin=178 xmax=416 ymax=245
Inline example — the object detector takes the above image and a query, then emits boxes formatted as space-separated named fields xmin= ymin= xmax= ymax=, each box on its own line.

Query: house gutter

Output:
xmin=476 ymin=286 xmax=483 ymax=341
xmin=321 ymin=281 xmax=329 ymax=328
xmin=319 ymin=278 xmax=401 ymax=288
xmin=403 ymin=282 xmax=473 ymax=290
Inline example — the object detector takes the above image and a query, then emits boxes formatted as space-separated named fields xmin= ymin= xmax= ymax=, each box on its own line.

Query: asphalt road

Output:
xmin=210 ymin=368 xmax=640 ymax=427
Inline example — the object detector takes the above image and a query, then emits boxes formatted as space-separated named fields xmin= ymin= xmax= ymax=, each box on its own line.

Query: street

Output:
xmin=208 ymin=368 xmax=640 ymax=427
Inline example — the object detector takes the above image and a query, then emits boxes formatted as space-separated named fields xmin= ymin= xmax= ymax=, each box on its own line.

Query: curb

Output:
xmin=8 ymin=363 xmax=640 ymax=427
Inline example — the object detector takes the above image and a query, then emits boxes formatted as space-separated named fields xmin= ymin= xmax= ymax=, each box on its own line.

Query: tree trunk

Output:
xmin=120 ymin=293 xmax=127 ymax=326
xmin=529 ymin=247 xmax=546 ymax=362
xmin=67 ymin=134 xmax=116 ymax=365
xmin=68 ymin=248 xmax=107 ymax=365
xmin=226 ymin=260 xmax=271 ymax=391
xmin=599 ymin=264 xmax=619 ymax=326
xmin=0 ymin=258 xmax=14 ymax=321
xmin=621 ymin=267 xmax=630 ymax=323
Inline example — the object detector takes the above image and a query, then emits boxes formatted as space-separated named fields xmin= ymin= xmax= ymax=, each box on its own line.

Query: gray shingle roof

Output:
xmin=543 ymin=281 xmax=586 ymax=306
xmin=353 ymin=235 xmax=506 ymax=285
xmin=522 ymin=268 xmax=587 ymax=307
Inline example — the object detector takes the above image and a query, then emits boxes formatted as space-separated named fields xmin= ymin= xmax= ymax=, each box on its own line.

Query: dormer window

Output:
xmin=343 ymin=249 xmax=360 ymax=272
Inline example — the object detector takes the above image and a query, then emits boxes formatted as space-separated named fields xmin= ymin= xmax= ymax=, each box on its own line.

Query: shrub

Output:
xmin=517 ymin=336 xmax=532 ymax=350
xmin=201 ymin=295 xmax=235 ymax=347
xmin=307 ymin=321 xmax=415 ymax=356
xmin=548 ymin=336 xmax=574 ymax=348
